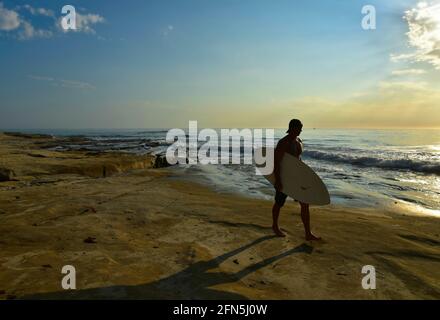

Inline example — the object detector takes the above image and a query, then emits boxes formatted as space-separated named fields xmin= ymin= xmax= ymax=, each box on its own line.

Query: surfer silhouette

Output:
xmin=272 ymin=119 xmax=321 ymax=240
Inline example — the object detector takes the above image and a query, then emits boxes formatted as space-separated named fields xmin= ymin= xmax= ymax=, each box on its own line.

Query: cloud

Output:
xmin=73 ymin=12 xmax=105 ymax=34
xmin=0 ymin=2 xmax=20 ymax=31
xmin=378 ymin=80 xmax=429 ymax=91
xmin=59 ymin=79 xmax=95 ymax=90
xmin=23 ymin=4 xmax=54 ymax=17
xmin=250 ymin=80 xmax=440 ymax=128
xmin=389 ymin=53 xmax=414 ymax=63
xmin=391 ymin=69 xmax=427 ymax=76
xmin=28 ymin=75 xmax=95 ymax=90
xmin=0 ymin=2 xmax=52 ymax=39
xmin=19 ymin=21 xmax=53 ymax=40
xmin=392 ymin=1 xmax=440 ymax=70
xmin=0 ymin=3 xmax=105 ymax=40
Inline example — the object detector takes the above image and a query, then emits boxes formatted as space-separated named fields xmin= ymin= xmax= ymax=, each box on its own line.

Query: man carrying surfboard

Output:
xmin=272 ymin=119 xmax=321 ymax=240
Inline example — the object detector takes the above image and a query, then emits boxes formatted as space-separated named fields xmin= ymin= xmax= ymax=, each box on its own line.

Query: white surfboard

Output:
xmin=256 ymin=148 xmax=330 ymax=205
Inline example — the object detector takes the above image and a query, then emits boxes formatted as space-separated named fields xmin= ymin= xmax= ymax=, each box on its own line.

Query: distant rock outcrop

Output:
xmin=0 ymin=168 xmax=15 ymax=182
xmin=3 ymin=132 xmax=53 ymax=139
xmin=151 ymin=155 xmax=171 ymax=168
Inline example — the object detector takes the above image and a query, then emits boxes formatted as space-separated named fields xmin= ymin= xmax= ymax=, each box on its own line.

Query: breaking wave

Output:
xmin=303 ymin=150 xmax=440 ymax=175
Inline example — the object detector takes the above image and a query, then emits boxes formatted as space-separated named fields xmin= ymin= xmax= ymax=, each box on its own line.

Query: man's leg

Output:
xmin=272 ymin=202 xmax=285 ymax=237
xmin=300 ymin=202 xmax=321 ymax=241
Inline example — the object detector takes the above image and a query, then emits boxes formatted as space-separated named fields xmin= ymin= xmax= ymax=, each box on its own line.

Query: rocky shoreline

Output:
xmin=0 ymin=132 xmax=439 ymax=299
xmin=0 ymin=132 xmax=171 ymax=179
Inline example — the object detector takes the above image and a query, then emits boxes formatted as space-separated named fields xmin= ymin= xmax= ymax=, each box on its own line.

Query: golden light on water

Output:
xmin=394 ymin=200 xmax=440 ymax=218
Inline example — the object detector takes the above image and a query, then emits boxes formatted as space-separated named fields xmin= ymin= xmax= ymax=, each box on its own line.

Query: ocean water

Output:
xmin=7 ymin=128 xmax=440 ymax=217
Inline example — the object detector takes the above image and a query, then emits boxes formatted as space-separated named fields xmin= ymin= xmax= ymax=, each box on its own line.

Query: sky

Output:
xmin=0 ymin=0 xmax=439 ymax=129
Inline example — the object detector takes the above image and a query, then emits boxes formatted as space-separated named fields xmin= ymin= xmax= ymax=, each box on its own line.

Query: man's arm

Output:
xmin=274 ymin=140 xmax=286 ymax=191
xmin=297 ymin=138 xmax=303 ymax=161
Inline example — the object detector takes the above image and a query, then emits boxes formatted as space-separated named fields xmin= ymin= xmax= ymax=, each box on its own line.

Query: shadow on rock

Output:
xmin=23 ymin=235 xmax=314 ymax=299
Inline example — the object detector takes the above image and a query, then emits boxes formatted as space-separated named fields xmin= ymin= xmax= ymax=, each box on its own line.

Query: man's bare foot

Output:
xmin=272 ymin=225 xmax=286 ymax=237
xmin=305 ymin=233 xmax=322 ymax=241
